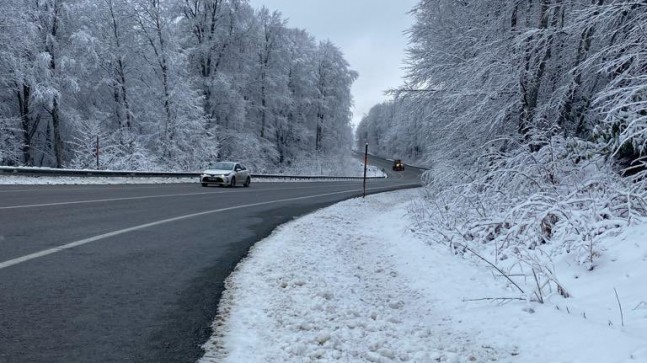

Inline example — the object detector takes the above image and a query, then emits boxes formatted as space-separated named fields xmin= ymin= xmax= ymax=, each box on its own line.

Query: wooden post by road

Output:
xmin=363 ymin=143 xmax=368 ymax=198
xmin=96 ymin=135 xmax=100 ymax=170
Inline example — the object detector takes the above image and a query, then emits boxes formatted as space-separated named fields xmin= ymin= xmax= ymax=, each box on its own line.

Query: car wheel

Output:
xmin=201 ymin=182 xmax=208 ymax=187
xmin=244 ymin=177 xmax=251 ymax=187
xmin=230 ymin=176 xmax=236 ymax=187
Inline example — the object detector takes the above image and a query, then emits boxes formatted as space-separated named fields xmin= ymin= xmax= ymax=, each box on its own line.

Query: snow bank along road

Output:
xmin=204 ymin=189 xmax=647 ymax=363
xmin=0 ymin=161 xmax=422 ymax=362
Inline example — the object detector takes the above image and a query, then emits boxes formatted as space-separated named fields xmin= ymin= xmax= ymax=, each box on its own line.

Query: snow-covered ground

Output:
xmin=201 ymin=188 xmax=647 ymax=363
xmin=0 ymin=157 xmax=385 ymax=185
xmin=0 ymin=174 xmax=384 ymax=185
xmin=0 ymin=175 xmax=199 ymax=185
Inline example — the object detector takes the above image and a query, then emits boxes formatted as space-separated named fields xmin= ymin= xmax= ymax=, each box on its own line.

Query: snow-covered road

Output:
xmin=202 ymin=189 xmax=647 ymax=363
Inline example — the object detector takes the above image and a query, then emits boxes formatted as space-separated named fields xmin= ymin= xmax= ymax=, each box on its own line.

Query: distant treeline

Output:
xmin=0 ymin=0 xmax=357 ymax=171
xmin=357 ymin=0 xmax=646 ymax=172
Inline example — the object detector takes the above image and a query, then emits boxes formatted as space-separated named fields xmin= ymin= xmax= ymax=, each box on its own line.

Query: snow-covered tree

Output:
xmin=0 ymin=0 xmax=356 ymax=171
xmin=358 ymin=0 xmax=647 ymax=296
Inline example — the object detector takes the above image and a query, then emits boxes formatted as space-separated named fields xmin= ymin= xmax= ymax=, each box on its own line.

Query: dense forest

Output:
xmin=0 ymin=0 xmax=357 ymax=172
xmin=358 ymin=0 xmax=645 ymax=172
xmin=358 ymin=0 xmax=647 ymax=297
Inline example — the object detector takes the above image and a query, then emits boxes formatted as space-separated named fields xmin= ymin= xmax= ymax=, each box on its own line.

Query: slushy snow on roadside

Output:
xmin=0 ymin=175 xmax=199 ymax=185
xmin=201 ymin=189 xmax=647 ymax=362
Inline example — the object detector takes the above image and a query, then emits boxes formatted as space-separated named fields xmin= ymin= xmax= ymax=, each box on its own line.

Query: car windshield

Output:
xmin=210 ymin=162 xmax=235 ymax=170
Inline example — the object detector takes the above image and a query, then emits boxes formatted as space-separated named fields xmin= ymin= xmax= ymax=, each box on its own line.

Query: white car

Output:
xmin=200 ymin=162 xmax=251 ymax=187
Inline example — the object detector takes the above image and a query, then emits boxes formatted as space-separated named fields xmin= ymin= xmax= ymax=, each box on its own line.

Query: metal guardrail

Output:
xmin=0 ymin=166 xmax=386 ymax=180
xmin=250 ymin=174 xmax=385 ymax=180
xmin=0 ymin=166 xmax=198 ymax=178
xmin=351 ymin=150 xmax=429 ymax=170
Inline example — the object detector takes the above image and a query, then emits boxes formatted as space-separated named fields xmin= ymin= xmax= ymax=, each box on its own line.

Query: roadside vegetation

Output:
xmin=357 ymin=0 xmax=647 ymax=302
xmin=0 ymin=0 xmax=356 ymax=173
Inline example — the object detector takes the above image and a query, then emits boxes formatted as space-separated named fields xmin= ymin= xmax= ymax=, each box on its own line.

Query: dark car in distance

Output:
xmin=393 ymin=159 xmax=405 ymax=171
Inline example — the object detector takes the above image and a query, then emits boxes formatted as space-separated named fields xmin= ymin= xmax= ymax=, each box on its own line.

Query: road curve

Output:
xmin=0 ymin=166 xmax=421 ymax=362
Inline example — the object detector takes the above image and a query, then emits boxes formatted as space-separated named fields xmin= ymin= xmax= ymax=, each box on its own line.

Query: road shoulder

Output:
xmin=200 ymin=188 xmax=646 ymax=362
xmin=200 ymin=189 xmax=508 ymax=362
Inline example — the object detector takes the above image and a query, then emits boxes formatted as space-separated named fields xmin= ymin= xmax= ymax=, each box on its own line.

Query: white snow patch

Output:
xmin=201 ymin=189 xmax=647 ymax=363
xmin=0 ymin=176 xmax=377 ymax=185
xmin=0 ymin=175 xmax=198 ymax=185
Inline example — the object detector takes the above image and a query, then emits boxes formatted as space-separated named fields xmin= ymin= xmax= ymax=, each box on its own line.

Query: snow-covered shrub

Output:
xmin=0 ymin=117 xmax=21 ymax=165
xmin=69 ymin=124 xmax=156 ymax=171
xmin=586 ymin=2 xmax=647 ymax=167
xmin=275 ymin=151 xmax=359 ymax=176
xmin=413 ymin=135 xmax=647 ymax=302
xmin=214 ymin=129 xmax=279 ymax=173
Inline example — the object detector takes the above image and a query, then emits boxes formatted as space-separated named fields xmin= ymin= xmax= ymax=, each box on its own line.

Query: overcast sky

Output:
xmin=246 ymin=0 xmax=418 ymax=127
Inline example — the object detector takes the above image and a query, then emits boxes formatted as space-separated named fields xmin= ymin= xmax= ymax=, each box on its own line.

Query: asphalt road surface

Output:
xmin=0 ymin=158 xmax=423 ymax=362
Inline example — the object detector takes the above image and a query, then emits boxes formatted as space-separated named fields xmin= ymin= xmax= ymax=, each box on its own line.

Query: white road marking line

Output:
xmin=0 ymin=182 xmax=326 ymax=194
xmin=0 ymin=179 xmax=361 ymax=193
xmin=0 ymin=184 xmax=356 ymax=210
xmin=0 ymin=185 xmax=187 ymax=193
xmin=0 ymin=184 xmax=418 ymax=271
xmin=0 ymin=191 xmax=232 ymax=210
xmin=0 ymin=188 xmax=355 ymax=270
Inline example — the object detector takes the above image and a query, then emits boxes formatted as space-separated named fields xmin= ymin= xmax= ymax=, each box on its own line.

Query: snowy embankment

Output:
xmin=202 ymin=189 xmax=647 ymax=363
